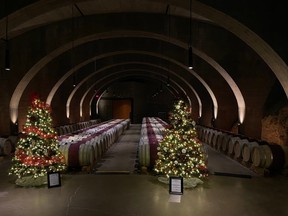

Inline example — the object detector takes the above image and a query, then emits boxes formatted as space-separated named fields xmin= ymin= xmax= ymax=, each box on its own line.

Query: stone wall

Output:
xmin=261 ymin=106 xmax=288 ymax=146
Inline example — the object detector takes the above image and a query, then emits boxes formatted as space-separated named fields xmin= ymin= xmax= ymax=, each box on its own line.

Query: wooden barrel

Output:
xmin=267 ymin=144 xmax=287 ymax=170
xmin=0 ymin=138 xmax=13 ymax=155
xmin=281 ymin=145 xmax=288 ymax=168
xmin=103 ymin=135 xmax=109 ymax=151
xmin=196 ymin=126 xmax=203 ymax=141
xmin=215 ymin=133 xmax=224 ymax=151
xmin=242 ymin=141 xmax=259 ymax=163
xmin=227 ymin=136 xmax=242 ymax=155
xmin=99 ymin=136 xmax=107 ymax=155
xmin=138 ymin=143 xmax=150 ymax=167
xmin=202 ymin=128 xmax=209 ymax=143
xmin=220 ymin=134 xmax=233 ymax=153
xmin=59 ymin=127 xmax=65 ymax=135
xmin=206 ymin=129 xmax=215 ymax=145
xmin=59 ymin=143 xmax=95 ymax=167
xmin=233 ymin=139 xmax=249 ymax=159
xmin=195 ymin=126 xmax=203 ymax=141
xmin=89 ymin=137 xmax=103 ymax=161
xmin=8 ymin=135 xmax=19 ymax=152
xmin=211 ymin=131 xmax=221 ymax=148
xmin=251 ymin=144 xmax=272 ymax=168
xmin=199 ymin=126 xmax=206 ymax=141
xmin=79 ymin=144 xmax=95 ymax=166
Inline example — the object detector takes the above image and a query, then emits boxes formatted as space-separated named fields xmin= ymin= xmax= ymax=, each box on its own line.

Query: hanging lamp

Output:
xmin=188 ymin=0 xmax=193 ymax=70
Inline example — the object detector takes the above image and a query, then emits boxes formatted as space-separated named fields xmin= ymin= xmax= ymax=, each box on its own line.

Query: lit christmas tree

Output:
xmin=9 ymin=97 xmax=66 ymax=186
xmin=154 ymin=100 xmax=208 ymax=180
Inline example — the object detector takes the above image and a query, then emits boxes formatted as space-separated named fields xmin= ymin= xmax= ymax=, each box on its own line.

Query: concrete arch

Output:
xmin=192 ymin=0 xmax=288 ymax=100
xmin=79 ymin=71 xmax=193 ymax=120
xmin=62 ymin=60 xmax=202 ymax=119
xmin=12 ymin=32 xmax=235 ymax=124
xmin=3 ymin=0 xmax=287 ymax=99
xmin=75 ymin=68 xmax=200 ymax=119
xmin=93 ymin=76 xmax=182 ymax=118
xmin=193 ymin=49 xmax=246 ymax=123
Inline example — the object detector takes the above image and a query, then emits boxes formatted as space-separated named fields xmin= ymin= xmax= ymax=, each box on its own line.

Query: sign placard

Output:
xmin=47 ymin=172 xmax=61 ymax=188
xmin=169 ymin=176 xmax=183 ymax=195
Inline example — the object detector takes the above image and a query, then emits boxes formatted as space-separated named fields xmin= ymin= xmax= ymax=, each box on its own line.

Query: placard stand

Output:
xmin=47 ymin=172 xmax=61 ymax=188
xmin=169 ymin=176 xmax=183 ymax=195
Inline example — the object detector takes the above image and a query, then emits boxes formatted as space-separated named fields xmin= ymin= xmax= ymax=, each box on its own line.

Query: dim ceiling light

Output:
xmin=188 ymin=46 xmax=193 ymax=70
xmin=5 ymin=48 xmax=10 ymax=71
xmin=188 ymin=0 xmax=193 ymax=70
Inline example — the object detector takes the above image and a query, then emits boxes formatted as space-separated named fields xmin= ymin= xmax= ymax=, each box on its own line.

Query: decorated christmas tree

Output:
xmin=9 ymin=97 xmax=66 ymax=186
xmin=154 ymin=100 xmax=208 ymax=180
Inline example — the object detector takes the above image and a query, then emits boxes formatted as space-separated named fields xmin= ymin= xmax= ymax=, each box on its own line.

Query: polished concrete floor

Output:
xmin=1 ymin=125 xmax=288 ymax=216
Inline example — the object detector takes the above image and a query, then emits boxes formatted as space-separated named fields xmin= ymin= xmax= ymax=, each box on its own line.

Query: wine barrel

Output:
xmin=202 ymin=128 xmax=209 ymax=143
xmin=195 ymin=126 xmax=203 ymax=140
xmin=8 ymin=135 xmax=19 ymax=152
xmin=199 ymin=126 xmax=206 ymax=141
xmin=214 ymin=133 xmax=224 ymax=150
xmin=0 ymin=138 xmax=13 ymax=155
xmin=211 ymin=131 xmax=221 ymax=148
xmin=59 ymin=127 xmax=65 ymax=135
xmin=59 ymin=143 xmax=95 ymax=167
xmin=88 ymin=137 xmax=103 ymax=161
xmin=138 ymin=143 xmax=150 ymax=167
xmin=233 ymin=139 xmax=249 ymax=159
xmin=242 ymin=141 xmax=259 ymax=163
xmin=281 ymin=145 xmax=288 ymax=168
xmin=220 ymin=134 xmax=233 ymax=153
xmin=79 ymin=144 xmax=95 ymax=166
xmin=99 ymin=136 xmax=107 ymax=155
xmin=267 ymin=144 xmax=287 ymax=170
xmin=250 ymin=141 xmax=288 ymax=170
xmin=227 ymin=136 xmax=242 ymax=155
xmin=206 ymin=129 xmax=215 ymax=145
xmin=251 ymin=144 xmax=272 ymax=168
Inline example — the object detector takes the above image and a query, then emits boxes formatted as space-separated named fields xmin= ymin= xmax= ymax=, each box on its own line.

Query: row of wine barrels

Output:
xmin=197 ymin=125 xmax=288 ymax=174
xmin=55 ymin=119 xmax=101 ymax=136
xmin=57 ymin=119 xmax=130 ymax=168
xmin=138 ymin=117 xmax=167 ymax=167
xmin=0 ymin=138 xmax=13 ymax=155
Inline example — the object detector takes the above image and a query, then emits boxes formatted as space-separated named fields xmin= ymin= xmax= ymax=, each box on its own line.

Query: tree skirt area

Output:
xmin=157 ymin=176 xmax=203 ymax=189
xmin=15 ymin=175 xmax=47 ymax=187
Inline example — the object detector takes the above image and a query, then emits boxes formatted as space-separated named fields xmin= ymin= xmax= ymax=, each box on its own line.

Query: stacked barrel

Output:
xmin=55 ymin=119 xmax=101 ymax=136
xmin=138 ymin=117 xmax=168 ymax=169
xmin=196 ymin=125 xmax=288 ymax=176
xmin=0 ymin=137 xmax=13 ymax=156
xmin=58 ymin=119 xmax=130 ymax=170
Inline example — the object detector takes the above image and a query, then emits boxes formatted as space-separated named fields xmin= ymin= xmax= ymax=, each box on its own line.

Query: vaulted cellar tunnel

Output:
xmin=0 ymin=0 xmax=287 ymax=163
xmin=0 ymin=1 xmax=288 ymax=215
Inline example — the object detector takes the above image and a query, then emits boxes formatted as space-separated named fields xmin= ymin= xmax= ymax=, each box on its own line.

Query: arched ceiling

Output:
xmin=1 ymin=0 xmax=287 ymax=134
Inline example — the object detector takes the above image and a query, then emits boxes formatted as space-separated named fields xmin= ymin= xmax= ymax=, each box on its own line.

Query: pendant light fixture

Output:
xmin=71 ymin=3 xmax=76 ymax=88
xmin=188 ymin=0 xmax=193 ymax=70
xmin=4 ymin=0 xmax=10 ymax=71
xmin=5 ymin=46 xmax=10 ymax=71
